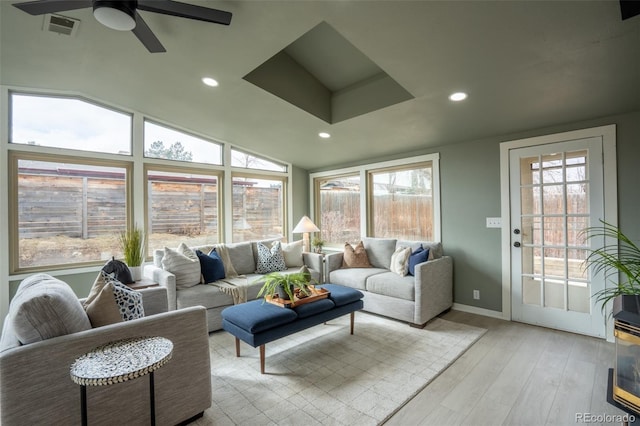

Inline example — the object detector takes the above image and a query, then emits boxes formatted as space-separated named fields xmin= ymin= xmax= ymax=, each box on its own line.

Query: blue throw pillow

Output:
xmin=408 ymin=246 xmax=429 ymax=276
xmin=196 ymin=249 xmax=226 ymax=283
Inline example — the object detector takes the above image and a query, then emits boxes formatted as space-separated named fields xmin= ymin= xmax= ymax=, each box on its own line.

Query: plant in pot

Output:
xmin=583 ymin=220 xmax=640 ymax=313
xmin=119 ymin=223 xmax=146 ymax=282
xmin=311 ymin=236 xmax=325 ymax=254
xmin=256 ymin=271 xmax=315 ymax=301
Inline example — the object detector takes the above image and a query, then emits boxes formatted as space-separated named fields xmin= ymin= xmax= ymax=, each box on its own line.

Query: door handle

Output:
xmin=513 ymin=241 xmax=521 ymax=248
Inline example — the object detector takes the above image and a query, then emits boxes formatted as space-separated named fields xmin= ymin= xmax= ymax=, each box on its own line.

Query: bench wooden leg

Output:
xmin=235 ymin=337 xmax=240 ymax=357
xmin=260 ymin=345 xmax=265 ymax=374
xmin=350 ymin=311 xmax=355 ymax=335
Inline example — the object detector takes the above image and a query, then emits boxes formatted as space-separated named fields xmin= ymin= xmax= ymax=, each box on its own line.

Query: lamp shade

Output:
xmin=292 ymin=216 xmax=319 ymax=233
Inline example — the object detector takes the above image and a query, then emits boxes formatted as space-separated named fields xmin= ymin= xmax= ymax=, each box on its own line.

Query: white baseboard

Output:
xmin=452 ymin=303 xmax=508 ymax=320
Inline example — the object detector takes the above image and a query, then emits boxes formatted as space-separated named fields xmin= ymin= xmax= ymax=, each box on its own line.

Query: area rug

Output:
xmin=202 ymin=312 xmax=486 ymax=425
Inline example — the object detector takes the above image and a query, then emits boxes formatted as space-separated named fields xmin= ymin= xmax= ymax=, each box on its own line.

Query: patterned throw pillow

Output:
xmin=390 ymin=246 xmax=412 ymax=277
xmin=84 ymin=272 xmax=144 ymax=327
xmin=342 ymin=241 xmax=372 ymax=268
xmin=255 ymin=241 xmax=287 ymax=273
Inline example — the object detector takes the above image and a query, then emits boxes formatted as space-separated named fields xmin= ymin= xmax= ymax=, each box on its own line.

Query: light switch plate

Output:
xmin=486 ymin=217 xmax=502 ymax=228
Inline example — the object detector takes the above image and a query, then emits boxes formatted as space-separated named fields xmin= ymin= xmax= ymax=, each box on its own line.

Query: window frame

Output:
xmin=144 ymin=163 xmax=223 ymax=254
xmin=8 ymin=150 xmax=133 ymax=274
xmin=143 ymin=119 xmax=223 ymax=166
xmin=310 ymin=153 xmax=441 ymax=249
xmin=9 ymin=91 xmax=133 ymax=156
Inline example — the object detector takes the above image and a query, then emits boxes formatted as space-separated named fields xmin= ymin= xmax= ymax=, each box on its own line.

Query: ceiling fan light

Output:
xmin=93 ymin=1 xmax=136 ymax=31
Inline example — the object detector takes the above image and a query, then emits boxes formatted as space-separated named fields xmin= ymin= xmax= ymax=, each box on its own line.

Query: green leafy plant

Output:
xmin=119 ymin=223 xmax=146 ymax=267
xmin=583 ymin=220 xmax=640 ymax=312
xmin=311 ymin=236 xmax=325 ymax=253
xmin=256 ymin=271 xmax=315 ymax=301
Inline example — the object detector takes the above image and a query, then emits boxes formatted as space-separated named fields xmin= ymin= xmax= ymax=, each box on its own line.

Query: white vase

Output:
xmin=129 ymin=265 xmax=142 ymax=282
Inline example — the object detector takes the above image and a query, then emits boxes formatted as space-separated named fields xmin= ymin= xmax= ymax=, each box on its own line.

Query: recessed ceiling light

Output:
xmin=319 ymin=132 xmax=331 ymax=139
xmin=449 ymin=92 xmax=467 ymax=102
xmin=202 ymin=77 xmax=219 ymax=87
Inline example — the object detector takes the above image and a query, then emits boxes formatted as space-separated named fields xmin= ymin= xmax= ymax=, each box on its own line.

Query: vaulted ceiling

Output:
xmin=1 ymin=1 xmax=639 ymax=170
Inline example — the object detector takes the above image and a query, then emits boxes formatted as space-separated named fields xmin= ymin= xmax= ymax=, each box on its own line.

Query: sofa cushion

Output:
xmin=226 ymin=241 xmax=255 ymax=275
xmin=321 ymin=284 xmax=365 ymax=307
xmin=390 ymin=246 xmax=412 ymax=276
xmin=162 ymin=244 xmax=201 ymax=289
xmin=221 ymin=300 xmax=297 ymax=333
xmin=255 ymin=241 xmax=287 ymax=273
xmin=366 ymin=271 xmax=415 ymax=301
xmin=196 ymin=249 xmax=226 ymax=283
xmin=176 ymin=284 xmax=234 ymax=310
xmin=282 ymin=240 xmax=304 ymax=267
xmin=84 ymin=272 xmax=145 ymax=327
xmin=342 ymin=241 xmax=372 ymax=268
xmin=363 ymin=238 xmax=397 ymax=269
xmin=408 ymin=246 xmax=430 ymax=276
xmin=329 ymin=267 xmax=387 ymax=290
xmin=396 ymin=240 xmax=443 ymax=260
xmin=5 ymin=274 xmax=91 ymax=345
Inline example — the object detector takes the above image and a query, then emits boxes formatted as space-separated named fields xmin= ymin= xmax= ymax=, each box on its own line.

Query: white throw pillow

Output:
xmin=390 ymin=246 xmax=412 ymax=277
xmin=281 ymin=240 xmax=304 ymax=267
xmin=162 ymin=244 xmax=201 ymax=289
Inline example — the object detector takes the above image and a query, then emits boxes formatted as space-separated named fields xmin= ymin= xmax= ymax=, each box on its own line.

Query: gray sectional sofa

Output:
xmin=0 ymin=274 xmax=211 ymax=425
xmin=326 ymin=237 xmax=453 ymax=327
xmin=144 ymin=239 xmax=324 ymax=332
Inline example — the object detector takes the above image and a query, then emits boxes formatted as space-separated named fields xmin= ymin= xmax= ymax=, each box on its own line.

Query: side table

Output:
xmin=127 ymin=278 xmax=159 ymax=290
xmin=70 ymin=336 xmax=173 ymax=426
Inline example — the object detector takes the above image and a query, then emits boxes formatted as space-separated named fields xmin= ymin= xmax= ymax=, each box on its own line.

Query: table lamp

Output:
xmin=292 ymin=216 xmax=320 ymax=252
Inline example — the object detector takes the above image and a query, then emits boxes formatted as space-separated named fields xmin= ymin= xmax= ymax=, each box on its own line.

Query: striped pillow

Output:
xmin=162 ymin=243 xmax=201 ymax=289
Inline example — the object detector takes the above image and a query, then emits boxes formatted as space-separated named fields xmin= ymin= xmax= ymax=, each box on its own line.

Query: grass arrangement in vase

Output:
xmin=119 ymin=223 xmax=146 ymax=281
xmin=583 ymin=220 xmax=640 ymax=312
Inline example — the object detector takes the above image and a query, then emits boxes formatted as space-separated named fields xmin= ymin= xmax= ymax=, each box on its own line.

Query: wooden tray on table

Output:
xmin=265 ymin=285 xmax=330 ymax=308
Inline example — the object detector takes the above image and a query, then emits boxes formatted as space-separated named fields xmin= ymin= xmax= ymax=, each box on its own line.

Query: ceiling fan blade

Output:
xmin=132 ymin=11 xmax=166 ymax=53
xmin=137 ymin=0 xmax=231 ymax=25
xmin=13 ymin=0 xmax=91 ymax=15
xmin=620 ymin=0 xmax=640 ymax=20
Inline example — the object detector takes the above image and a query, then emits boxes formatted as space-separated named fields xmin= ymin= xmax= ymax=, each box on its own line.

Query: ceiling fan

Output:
xmin=12 ymin=0 xmax=232 ymax=53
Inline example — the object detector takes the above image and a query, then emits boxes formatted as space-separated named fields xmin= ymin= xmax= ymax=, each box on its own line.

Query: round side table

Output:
xmin=70 ymin=336 xmax=173 ymax=426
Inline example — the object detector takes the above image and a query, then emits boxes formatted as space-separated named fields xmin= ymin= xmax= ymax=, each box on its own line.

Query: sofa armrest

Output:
xmin=0 ymin=306 xmax=210 ymax=425
xmin=325 ymin=252 xmax=344 ymax=275
xmin=144 ymin=264 xmax=177 ymax=310
xmin=302 ymin=252 xmax=324 ymax=282
xmin=138 ymin=286 xmax=169 ymax=316
xmin=413 ymin=256 xmax=453 ymax=324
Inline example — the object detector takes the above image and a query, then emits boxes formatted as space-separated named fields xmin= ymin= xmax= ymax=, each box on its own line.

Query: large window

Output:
xmin=144 ymin=121 xmax=222 ymax=165
xmin=315 ymin=174 xmax=361 ymax=245
xmin=369 ymin=163 xmax=433 ymax=240
xmin=10 ymin=153 xmax=130 ymax=272
xmin=232 ymin=175 xmax=285 ymax=242
xmin=312 ymin=154 xmax=440 ymax=247
xmin=146 ymin=168 xmax=220 ymax=251
xmin=10 ymin=93 xmax=132 ymax=155
xmin=231 ymin=149 xmax=287 ymax=172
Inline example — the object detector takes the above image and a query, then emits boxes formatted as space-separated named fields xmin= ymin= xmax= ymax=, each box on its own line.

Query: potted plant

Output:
xmin=583 ymin=220 xmax=640 ymax=313
xmin=119 ymin=223 xmax=146 ymax=281
xmin=256 ymin=271 xmax=315 ymax=301
xmin=312 ymin=236 xmax=325 ymax=254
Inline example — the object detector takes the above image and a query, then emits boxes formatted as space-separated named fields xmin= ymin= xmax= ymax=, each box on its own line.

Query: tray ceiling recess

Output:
xmin=243 ymin=22 xmax=414 ymax=124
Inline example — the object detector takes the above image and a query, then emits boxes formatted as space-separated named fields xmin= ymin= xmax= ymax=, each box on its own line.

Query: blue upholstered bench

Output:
xmin=221 ymin=284 xmax=364 ymax=373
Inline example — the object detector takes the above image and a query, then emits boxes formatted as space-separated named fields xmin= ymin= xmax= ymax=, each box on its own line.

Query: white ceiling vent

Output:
xmin=43 ymin=14 xmax=80 ymax=37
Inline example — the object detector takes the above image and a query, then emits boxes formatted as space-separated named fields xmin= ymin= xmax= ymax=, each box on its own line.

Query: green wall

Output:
xmin=309 ymin=109 xmax=640 ymax=314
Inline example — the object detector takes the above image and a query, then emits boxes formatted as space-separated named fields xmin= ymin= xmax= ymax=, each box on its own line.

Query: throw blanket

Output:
xmin=208 ymin=244 xmax=248 ymax=304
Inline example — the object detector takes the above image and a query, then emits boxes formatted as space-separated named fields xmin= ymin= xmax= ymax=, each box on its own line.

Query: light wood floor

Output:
xmin=385 ymin=310 xmax=630 ymax=426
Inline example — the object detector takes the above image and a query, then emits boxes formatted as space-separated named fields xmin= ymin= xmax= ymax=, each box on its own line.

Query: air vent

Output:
xmin=43 ymin=14 xmax=79 ymax=37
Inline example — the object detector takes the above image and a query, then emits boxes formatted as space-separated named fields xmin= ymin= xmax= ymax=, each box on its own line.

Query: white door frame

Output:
xmin=499 ymin=124 xmax=617 ymax=341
